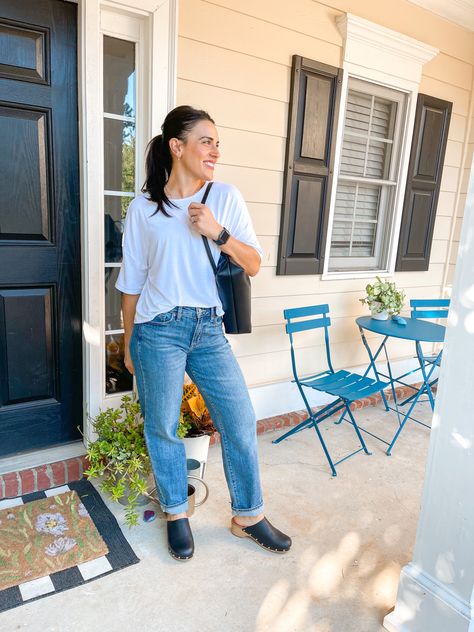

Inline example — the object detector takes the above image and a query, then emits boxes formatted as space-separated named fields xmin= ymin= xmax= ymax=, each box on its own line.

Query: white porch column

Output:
xmin=384 ymin=161 xmax=474 ymax=631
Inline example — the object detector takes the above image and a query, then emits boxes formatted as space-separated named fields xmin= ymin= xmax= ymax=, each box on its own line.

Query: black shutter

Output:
xmin=395 ymin=94 xmax=452 ymax=272
xmin=277 ymin=56 xmax=343 ymax=275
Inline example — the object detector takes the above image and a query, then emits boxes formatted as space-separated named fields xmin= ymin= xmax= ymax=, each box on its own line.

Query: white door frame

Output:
xmin=78 ymin=0 xmax=178 ymax=444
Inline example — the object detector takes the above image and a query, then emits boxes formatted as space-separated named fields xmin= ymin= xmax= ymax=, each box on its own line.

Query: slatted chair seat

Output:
xmin=273 ymin=304 xmax=389 ymax=476
xmin=302 ymin=370 xmax=386 ymax=400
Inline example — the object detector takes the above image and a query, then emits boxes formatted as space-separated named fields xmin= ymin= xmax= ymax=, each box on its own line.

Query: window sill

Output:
xmin=321 ymin=269 xmax=393 ymax=281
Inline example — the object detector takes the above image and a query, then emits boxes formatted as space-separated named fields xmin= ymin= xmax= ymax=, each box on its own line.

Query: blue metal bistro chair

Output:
xmin=273 ymin=304 xmax=389 ymax=476
xmin=399 ymin=298 xmax=450 ymax=408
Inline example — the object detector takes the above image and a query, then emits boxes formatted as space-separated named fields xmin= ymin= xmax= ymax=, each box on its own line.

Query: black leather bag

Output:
xmin=200 ymin=183 xmax=252 ymax=334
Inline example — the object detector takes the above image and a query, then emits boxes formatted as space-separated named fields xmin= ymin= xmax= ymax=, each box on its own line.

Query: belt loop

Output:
xmin=177 ymin=306 xmax=182 ymax=321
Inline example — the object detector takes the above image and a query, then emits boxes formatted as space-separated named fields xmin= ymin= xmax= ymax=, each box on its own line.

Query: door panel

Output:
xmin=0 ymin=20 xmax=49 ymax=84
xmin=1 ymin=288 xmax=54 ymax=404
xmin=0 ymin=0 xmax=81 ymax=457
xmin=0 ymin=105 xmax=52 ymax=240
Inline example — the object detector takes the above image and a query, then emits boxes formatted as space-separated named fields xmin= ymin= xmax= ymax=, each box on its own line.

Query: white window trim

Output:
xmin=329 ymin=79 xmax=407 ymax=272
xmin=79 ymin=0 xmax=178 ymax=443
xmin=321 ymin=13 xmax=438 ymax=281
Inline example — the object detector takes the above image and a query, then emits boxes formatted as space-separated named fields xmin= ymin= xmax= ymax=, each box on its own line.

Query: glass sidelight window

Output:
xmin=103 ymin=36 xmax=135 ymax=395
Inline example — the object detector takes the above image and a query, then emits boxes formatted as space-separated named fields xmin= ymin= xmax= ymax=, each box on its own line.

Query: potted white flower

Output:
xmin=360 ymin=277 xmax=405 ymax=320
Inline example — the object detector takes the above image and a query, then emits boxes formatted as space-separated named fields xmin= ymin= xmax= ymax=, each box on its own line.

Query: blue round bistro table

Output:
xmin=356 ymin=316 xmax=446 ymax=454
xmin=356 ymin=316 xmax=445 ymax=344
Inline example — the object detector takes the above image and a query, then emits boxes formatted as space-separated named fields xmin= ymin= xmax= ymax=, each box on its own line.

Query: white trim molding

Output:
xmin=322 ymin=14 xmax=439 ymax=280
xmin=407 ymin=0 xmax=474 ymax=32
xmin=336 ymin=13 xmax=438 ymax=89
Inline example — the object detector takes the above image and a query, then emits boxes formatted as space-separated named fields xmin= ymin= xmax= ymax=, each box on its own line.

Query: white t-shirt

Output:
xmin=115 ymin=181 xmax=263 ymax=324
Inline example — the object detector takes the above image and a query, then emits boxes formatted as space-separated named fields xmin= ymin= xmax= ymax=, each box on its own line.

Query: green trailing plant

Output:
xmin=360 ymin=276 xmax=406 ymax=316
xmin=84 ymin=394 xmax=151 ymax=527
xmin=85 ymin=386 xmax=215 ymax=525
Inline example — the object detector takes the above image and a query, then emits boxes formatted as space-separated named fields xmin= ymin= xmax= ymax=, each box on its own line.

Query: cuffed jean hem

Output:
xmin=231 ymin=503 xmax=264 ymax=517
xmin=162 ymin=500 xmax=189 ymax=515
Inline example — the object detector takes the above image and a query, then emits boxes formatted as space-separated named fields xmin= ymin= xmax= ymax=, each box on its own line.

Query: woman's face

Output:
xmin=173 ymin=119 xmax=220 ymax=180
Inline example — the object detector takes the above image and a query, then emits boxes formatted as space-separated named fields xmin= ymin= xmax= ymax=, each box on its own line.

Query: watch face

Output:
xmin=215 ymin=228 xmax=230 ymax=245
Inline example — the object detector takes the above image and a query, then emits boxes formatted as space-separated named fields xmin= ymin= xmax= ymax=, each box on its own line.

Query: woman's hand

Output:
xmin=188 ymin=202 xmax=222 ymax=240
xmin=188 ymin=202 xmax=261 ymax=276
xmin=124 ymin=348 xmax=135 ymax=375
xmin=121 ymin=293 xmax=140 ymax=376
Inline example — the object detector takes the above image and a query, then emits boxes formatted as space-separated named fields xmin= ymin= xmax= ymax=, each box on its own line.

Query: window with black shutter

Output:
xmin=278 ymin=57 xmax=452 ymax=277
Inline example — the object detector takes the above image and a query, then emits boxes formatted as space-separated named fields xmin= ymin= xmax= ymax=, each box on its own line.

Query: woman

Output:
xmin=116 ymin=105 xmax=291 ymax=561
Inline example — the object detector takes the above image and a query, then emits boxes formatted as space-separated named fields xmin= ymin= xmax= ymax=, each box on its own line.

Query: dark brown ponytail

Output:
xmin=142 ymin=105 xmax=215 ymax=216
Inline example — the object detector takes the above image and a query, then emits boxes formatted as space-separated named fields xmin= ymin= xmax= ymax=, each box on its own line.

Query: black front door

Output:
xmin=0 ymin=0 xmax=81 ymax=457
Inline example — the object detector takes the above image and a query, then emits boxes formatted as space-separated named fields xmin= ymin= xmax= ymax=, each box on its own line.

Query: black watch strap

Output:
xmin=214 ymin=227 xmax=230 ymax=246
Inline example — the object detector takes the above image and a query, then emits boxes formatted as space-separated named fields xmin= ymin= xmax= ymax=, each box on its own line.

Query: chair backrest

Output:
xmin=283 ymin=304 xmax=334 ymax=374
xmin=410 ymin=298 xmax=450 ymax=320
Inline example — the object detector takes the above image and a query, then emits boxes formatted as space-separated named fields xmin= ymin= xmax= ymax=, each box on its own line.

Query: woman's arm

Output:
xmin=122 ymin=292 xmax=140 ymax=374
xmin=188 ymin=202 xmax=261 ymax=277
xmin=219 ymin=236 xmax=261 ymax=277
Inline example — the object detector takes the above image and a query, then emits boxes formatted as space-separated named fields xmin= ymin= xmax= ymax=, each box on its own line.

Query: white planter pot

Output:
xmin=182 ymin=434 xmax=211 ymax=464
xmin=371 ymin=309 xmax=389 ymax=320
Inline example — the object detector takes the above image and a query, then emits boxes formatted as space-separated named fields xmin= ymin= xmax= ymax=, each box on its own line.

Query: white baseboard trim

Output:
xmin=248 ymin=356 xmax=428 ymax=421
xmin=383 ymin=563 xmax=473 ymax=632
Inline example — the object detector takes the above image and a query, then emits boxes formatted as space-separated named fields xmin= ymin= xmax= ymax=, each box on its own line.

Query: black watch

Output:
xmin=213 ymin=227 xmax=231 ymax=246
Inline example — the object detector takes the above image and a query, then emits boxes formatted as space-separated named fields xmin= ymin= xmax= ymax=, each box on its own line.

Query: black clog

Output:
xmin=231 ymin=517 xmax=292 ymax=553
xmin=167 ymin=518 xmax=194 ymax=561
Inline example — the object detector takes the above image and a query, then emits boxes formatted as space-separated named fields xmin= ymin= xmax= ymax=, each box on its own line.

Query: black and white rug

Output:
xmin=0 ymin=478 xmax=139 ymax=613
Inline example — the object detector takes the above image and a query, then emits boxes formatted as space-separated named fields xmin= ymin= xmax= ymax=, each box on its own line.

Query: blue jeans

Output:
xmin=130 ymin=306 xmax=264 ymax=516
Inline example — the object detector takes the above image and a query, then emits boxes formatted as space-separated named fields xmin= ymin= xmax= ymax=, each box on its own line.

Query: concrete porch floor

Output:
xmin=1 ymin=401 xmax=433 ymax=632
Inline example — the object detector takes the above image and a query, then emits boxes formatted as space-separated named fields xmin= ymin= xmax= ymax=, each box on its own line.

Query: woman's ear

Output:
xmin=169 ymin=137 xmax=182 ymax=160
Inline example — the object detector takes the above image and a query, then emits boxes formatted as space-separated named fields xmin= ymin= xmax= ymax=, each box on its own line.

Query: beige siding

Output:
xmin=177 ymin=0 xmax=474 ymax=387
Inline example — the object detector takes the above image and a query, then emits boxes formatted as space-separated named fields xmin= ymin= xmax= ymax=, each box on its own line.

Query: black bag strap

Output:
xmin=200 ymin=180 xmax=213 ymax=205
xmin=200 ymin=182 xmax=218 ymax=275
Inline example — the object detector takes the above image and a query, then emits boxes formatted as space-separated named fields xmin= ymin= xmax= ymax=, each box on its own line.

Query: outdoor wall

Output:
xmin=445 ymin=111 xmax=474 ymax=288
xmin=176 ymin=0 xmax=474 ymax=388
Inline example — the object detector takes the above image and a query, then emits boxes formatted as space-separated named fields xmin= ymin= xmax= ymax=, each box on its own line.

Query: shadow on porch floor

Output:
xmin=0 ymin=401 xmax=433 ymax=632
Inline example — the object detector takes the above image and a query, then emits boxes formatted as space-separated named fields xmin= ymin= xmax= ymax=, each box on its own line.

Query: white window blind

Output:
xmin=329 ymin=79 xmax=406 ymax=271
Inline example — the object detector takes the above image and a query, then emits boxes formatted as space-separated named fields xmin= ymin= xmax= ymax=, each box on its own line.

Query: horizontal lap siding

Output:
xmin=446 ymin=122 xmax=474 ymax=285
xmin=177 ymin=0 xmax=474 ymax=387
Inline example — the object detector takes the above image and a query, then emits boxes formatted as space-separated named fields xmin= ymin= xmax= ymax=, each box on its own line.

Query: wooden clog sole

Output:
xmin=230 ymin=521 xmax=288 ymax=554
xmin=168 ymin=547 xmax=193 ymax=561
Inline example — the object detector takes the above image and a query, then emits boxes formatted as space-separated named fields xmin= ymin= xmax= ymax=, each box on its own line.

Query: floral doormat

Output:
xmin=0 ymin=479 xmax=139 ymax=613
xmin=0 ymin=490 xmax=108 ymax=591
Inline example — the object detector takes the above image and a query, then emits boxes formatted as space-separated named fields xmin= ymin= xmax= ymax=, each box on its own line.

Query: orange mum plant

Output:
xmin=177 ymin=383 xmax=216 ymax=439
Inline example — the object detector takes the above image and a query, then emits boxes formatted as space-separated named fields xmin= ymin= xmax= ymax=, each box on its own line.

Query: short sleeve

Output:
xmin=115 ymin=198 xmax=149 ymax=294
xmin=226 ymin=186 xmax=264 ymax=260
